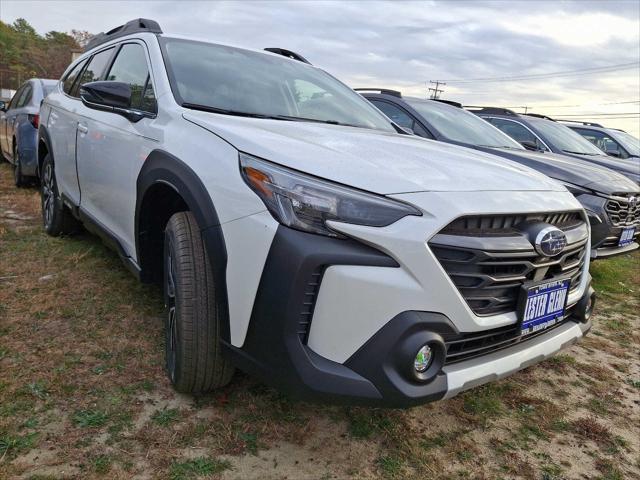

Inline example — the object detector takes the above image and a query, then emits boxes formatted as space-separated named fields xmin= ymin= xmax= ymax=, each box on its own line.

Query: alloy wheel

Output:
xmin=165 ymin=247 xmax=178 ymax=381
xmin=41 ymin=163 xmax=55 ymax=227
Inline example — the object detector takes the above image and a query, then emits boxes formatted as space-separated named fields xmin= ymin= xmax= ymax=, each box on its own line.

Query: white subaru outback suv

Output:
xmin=38 ymin=19 xmax=595 ymax=407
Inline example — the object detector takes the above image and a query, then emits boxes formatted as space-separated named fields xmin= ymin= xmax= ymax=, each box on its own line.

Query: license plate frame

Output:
xmin=517 ymin=277 xmax=571 ymax=337
xmin=618 ymin=226 xmax=636 ymax=247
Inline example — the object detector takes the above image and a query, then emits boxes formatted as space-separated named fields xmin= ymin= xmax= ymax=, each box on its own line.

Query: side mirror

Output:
xmin=520 ymin=140 xmax=540 ymax=151
xmin=0 ymin=101 xmax=6 ymax=112
xmin=80 ymin=81 xmax=149 ymax=122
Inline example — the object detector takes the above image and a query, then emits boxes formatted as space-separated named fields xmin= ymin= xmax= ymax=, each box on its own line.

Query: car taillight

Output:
xmin=29 ymin=114 xmax=39 ymax=129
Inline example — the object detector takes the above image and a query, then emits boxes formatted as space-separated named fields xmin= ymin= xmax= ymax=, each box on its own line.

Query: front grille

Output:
xmin=441 ymin=211 xmax=583 ymax=237
xmin=605 ymin=194 xmax=640 ymax=227
xmin=444 ymin=305 xmax=576 ymax=365
xmin=430 ymin=212 xmax=588 ymax=317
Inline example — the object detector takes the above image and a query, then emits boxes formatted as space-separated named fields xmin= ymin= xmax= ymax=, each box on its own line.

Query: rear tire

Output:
xmin=164 ymin=211 xmax=234 ymax=393
xmin=40 ymin=154 xmax=79 ymax=236
xmin=13 ymin=146 xmax=28 ymax=187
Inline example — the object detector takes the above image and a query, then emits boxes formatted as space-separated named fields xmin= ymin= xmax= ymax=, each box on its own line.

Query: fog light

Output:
xmin=414 ymin=345 xmax=433 ymax=373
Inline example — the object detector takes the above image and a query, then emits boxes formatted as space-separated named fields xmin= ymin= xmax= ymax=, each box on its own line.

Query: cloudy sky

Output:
xmin=2 ymin=0 xmax=639 ymax=134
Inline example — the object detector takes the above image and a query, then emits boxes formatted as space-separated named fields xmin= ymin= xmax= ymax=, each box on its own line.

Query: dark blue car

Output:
xmin=359 ymin=89 xmax=639 ymax=258
xmin=0 ymin=78 xmax=57 ymax=186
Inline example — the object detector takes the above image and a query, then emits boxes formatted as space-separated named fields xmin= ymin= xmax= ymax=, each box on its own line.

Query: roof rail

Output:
xmin=354 ymin=88 xmax=402 ymax=98
xmin=524 ymin=113 xmax=556 ymax=121
xmin=557 ymin=119 xmax=604 ymax=128
xmin=84 ymin=18 xmax=162 ymax=52
xmin=264 ymin=48 xmax=311 ymax=64
xmin=464 ymin=106 xmax=518 ymax=116
xmin=432 ymin=98 xmax=462 ymax=108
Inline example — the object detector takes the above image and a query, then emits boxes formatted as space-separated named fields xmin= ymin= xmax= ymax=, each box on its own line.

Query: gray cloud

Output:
xmin=1 ymin=0 xmax=638 ymax=133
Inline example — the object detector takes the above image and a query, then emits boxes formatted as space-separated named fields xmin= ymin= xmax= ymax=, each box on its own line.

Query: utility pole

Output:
xmin=428 ymin=80 xmax=446 ymax=99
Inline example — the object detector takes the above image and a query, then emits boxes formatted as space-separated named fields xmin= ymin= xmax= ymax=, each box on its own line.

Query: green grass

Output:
xmin=377 ymin=454 xmax=403 ymax=478
xmin=591 ymin=253 xmax=639 ymax=298
xmin=152 ymin=408 xmax=179 ymax=426
xmin=0 ymin=432 xmax=38 ymax=457
xmin=169 ymin=457 xmax=232 ymax=480
xmin=73 ymin=409 xmax=109 ymax=428
xmin=346 ymin=408 xmax=397 ymax=439
xmin=92 ymin=454 xmax=113 ymax=474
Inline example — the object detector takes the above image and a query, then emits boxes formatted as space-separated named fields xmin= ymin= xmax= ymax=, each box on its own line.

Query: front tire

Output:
xmin=164 ymin=211 xmax=234 ymax=393
xmin=40 ymin=154 xmax=79 ymax=236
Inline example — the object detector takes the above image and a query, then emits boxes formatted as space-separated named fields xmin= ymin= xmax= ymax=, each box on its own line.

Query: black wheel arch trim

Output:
xmin=37 ymin=125 xmax=55 ymax=177
xmin=136 ymin=149 xmax=231 ymax=342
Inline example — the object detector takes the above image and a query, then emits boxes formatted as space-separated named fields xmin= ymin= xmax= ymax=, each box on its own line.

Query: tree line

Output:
xmin=0 ymin=18 xmax=91 ymax=91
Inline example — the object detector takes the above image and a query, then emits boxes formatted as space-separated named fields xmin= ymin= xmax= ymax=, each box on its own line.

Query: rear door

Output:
xmin=48 ymin=49 xmax=113 ymax=205
xmin=76 ymin=41 xmax=159 ymax=257
xmin=1 ymin=84 xmax=29 ymax=160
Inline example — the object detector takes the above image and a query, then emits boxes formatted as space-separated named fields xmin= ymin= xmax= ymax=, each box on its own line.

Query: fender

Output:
xmin=136 ymin=149 xmax=231 ymax=342
xmin=37 ymin=125 xmax=54 ymax=177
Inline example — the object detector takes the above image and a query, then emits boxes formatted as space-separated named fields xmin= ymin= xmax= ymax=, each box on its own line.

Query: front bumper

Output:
xmin=223 ymin=223 xmax=594 ymax=407
xmin=223 ymin=190 xmax=591 ymax=406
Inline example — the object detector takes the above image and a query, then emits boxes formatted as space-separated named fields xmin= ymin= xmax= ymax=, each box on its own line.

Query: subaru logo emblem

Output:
xmin=535 ymin=227 xmax=567 ymax=257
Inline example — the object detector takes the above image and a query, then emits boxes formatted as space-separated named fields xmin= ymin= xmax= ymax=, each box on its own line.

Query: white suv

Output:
xmin=38 ymin=19 xmax=595 ymax=407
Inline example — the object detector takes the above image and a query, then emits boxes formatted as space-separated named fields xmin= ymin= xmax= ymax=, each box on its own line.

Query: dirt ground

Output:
xmin=0 ymin=161 xmax=638 ymax=480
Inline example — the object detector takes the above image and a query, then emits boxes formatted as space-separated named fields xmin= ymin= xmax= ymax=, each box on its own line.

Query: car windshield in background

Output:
xmin=528 ymin=117 xmax=606 ymax=156
xmin=160 ymin=38 xmax=395 ymax=132
xmin=406 ymin=99 xmax=524 ymax=149
xmin=608 ymin=129 xmax=640 ymax=157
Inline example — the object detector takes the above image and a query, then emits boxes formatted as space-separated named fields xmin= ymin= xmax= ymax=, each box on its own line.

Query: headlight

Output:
xmin=239 ymin=152 xmax=421 ymax=237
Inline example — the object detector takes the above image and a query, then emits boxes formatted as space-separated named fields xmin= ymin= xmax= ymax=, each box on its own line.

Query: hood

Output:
xmin=482 ymin=147 xmax=640 ymax=195
xmin=183 ymin=111 xmax=565 ymax=194
xmin=560 ymin=152 xmax=640 ymax=176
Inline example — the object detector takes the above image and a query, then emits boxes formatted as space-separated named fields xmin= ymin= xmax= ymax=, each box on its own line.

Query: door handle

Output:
xmin=77 ymin=123 xmax=88 ymax=134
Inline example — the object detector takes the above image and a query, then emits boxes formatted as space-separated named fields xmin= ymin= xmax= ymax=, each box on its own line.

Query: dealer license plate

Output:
xmin=519 ymin=278 xmax=570 ymax=336
xmin=619 ymin=227 xmax=636 ymax=247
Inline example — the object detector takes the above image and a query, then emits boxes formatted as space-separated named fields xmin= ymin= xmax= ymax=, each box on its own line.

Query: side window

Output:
xmin=489 ymin=118 xmax=547 ymax=151
xmin=63 ymin=60 xmax=87 ymax=95
xmin=16 ymin=84 xmax=33 ymax=108
xmin=105 ymin=43 xmax=156 ymax=112
xmin=410 ymin=122 xmax=433 ymax=139
xmin=75 ymin=47 xmax=115 ymax=94
xmin=370 ymin=100 xmax=415 ymax=131
xmin=8 ymin=85 xmax=26 ymax=109
xmin=572 ymin=128 xmax=625 ymax=157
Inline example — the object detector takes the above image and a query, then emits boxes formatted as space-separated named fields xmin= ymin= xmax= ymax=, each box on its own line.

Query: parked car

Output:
xmin=359 ymin=90 xmax=640 ymax=259
xmin=39 ymin=19 xmax=595 ymax=407
xmin=466 ymin=108 xmax=640 ymax=185
xmin=562 ymin=121 xmax=640 ymax=160
xmin=0 ymin=78 xmax=57 ymax=186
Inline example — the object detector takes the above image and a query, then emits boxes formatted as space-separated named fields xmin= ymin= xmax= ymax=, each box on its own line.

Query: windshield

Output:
xmin=405 ymin=99 xmax=524 ymax=149
xmin=160 ymin=38 xmax=394 ymax=131
xmin=608 ymin=129 xmax=640 ymax=157
xmin=527 ymin=117 xmax=606 ymax=155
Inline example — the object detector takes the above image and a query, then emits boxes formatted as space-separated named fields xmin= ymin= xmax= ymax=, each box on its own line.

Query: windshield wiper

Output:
xmin=182 ymin=103 xmax=280 ymax=120
xmin=182 ymin=103 xmax=363 ymax=128
xmin=482 ymin=145 xmax=521 ymax=150
xmin=272 ymin=114 xmax=361 ymax=127
xmin=562 ymin=149 xmax=599 ymax=156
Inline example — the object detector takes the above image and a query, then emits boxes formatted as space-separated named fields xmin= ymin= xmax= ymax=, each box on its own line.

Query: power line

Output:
xmin=439 ymin=62 xmax=640 ymax=84
xmin=542 ymin=112 xmax=640 ymax=117
xmin=505 ymin=100 xmax=640 ymax=108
